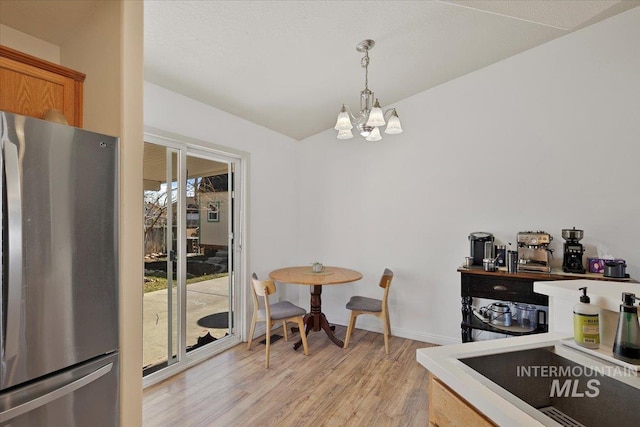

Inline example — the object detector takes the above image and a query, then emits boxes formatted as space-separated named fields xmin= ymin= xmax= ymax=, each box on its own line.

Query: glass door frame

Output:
xmin=143 ymin=129 xmax=246 ymax=388
xmin=167 ymin=146 xmax=179 ymax=371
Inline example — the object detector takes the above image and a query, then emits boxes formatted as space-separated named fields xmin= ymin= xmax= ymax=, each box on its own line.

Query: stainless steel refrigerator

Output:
xmin=0 ymin=111 xmax=119 ymax=426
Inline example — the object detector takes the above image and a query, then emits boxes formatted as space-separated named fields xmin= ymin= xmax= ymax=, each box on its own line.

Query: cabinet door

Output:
xmin=0 ymin=46 xmax=84 ymax=127
xmin=429 ymin=376 xmax=497 ymax=427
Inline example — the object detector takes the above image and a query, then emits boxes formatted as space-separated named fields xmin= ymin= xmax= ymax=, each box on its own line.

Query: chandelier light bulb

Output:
xmin=337 ymin=129 xmax=354 ymax=139
xmin=365 ymin=126 xmax=382 ymax=141
xmin=384 ymin=110 xmax=403 ymax=135
xmin=365 ymin=99 xmax=385 ymax=127
xmin=358 ymin=124 xmax=372 ymax=137
xmin=334 ymin=105 xmax=353 ymax=130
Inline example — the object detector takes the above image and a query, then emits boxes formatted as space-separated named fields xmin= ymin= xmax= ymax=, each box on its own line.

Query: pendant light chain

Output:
xmin=361 ymin=50 xmax=370 ymax=92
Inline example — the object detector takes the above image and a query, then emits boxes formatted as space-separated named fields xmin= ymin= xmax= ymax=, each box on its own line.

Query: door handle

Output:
xmin=0 ymin=363 xmax=113 ymax=423
xmin=1 ymin=115 xmax=23 ymax=360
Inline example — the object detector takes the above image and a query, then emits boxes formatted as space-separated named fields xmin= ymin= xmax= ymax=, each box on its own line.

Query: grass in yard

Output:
xmin=143 ymin=273 xmax=229 ymax=293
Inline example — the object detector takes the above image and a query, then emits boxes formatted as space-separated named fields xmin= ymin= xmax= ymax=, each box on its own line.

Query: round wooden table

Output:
xmin=269 ymin=266 xmax=362 ymax=348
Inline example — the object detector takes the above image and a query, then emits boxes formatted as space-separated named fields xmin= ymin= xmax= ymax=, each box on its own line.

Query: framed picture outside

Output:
xmin=207 ymin=201 xmax=220 ymax=222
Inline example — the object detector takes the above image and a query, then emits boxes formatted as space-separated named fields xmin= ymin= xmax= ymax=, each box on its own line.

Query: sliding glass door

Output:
xmin=142 ymin=144 xmax=178 ymax=375
xmin=142 ymin=139 xmax=242 ymax=384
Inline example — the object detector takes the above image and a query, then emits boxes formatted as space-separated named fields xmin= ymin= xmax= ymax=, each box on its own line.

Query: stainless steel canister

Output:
xmin=495 ymin=245 xmax=506 ymax=266
xmin=507 ymin=250 xmax=518 ymax=273
xmin=483 ymin=258 xmax=496 ymax=272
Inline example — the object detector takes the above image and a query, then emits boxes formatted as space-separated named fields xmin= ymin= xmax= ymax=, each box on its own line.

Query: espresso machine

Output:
xmin=561 ymin=227 xmax=586 ymax=273
xmin=517 ymin=231 xmax=553 ymax=273
xmin=469 ymin=232 xmax=494 ymax=266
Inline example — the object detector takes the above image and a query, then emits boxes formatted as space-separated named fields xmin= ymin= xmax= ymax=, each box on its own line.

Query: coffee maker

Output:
xmin=469 ymin=232 xmax=494 ymax=266
xmin=562 ymin=227 xmax=585 ymax=273
xmin=517 ymin=231 xmax=553 ymax=273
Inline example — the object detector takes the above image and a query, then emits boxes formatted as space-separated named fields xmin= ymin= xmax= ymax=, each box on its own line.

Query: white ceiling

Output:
xmin=2 ymin=1 xmax=639 ymax=141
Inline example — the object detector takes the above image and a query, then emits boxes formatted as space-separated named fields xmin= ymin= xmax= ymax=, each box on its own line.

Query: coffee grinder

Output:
xmin=469 ymin=232 xmax=494 ymax=266
xmin=562 ymin=227 xmax=585 ymax=273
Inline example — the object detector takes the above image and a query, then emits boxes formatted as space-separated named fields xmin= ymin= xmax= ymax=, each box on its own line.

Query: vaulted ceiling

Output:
xmin=2 ymin=1 xmax=639 ymax=141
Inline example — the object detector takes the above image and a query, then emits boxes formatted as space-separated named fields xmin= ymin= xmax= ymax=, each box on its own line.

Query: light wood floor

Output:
xmin=143 ymin=325 xmax=436 ymax=426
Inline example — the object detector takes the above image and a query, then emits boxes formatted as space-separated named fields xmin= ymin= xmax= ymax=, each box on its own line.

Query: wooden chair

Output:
xmin=343 ymin=268 xmax=394 ymax=354
xmin=247 ymin=273 xmax=309 ymax=368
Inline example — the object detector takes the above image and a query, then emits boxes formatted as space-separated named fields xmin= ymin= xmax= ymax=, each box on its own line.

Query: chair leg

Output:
xmin=265 ymin=319 xmax=271 ymax=368
xmin=247 ymin=313 xmax=257 ymax=350
xmin=282 ymin=320 xmax=289 ymax=341
xmin=344 ymin=311 xmax=358 ymax=349
xmin=386 ymin=310 xmax=392 ymax=338
xmin=296 ymin=317 xmax=309 ymax=356
xmin=382 ymin=313 xmax=390 ymax=355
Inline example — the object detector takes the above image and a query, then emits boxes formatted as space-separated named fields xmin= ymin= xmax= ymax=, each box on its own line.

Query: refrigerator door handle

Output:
xmin=2 ymin=139 xmax=23 ymax=360
xmin=0 ymin=362 xmax=113 ymax=423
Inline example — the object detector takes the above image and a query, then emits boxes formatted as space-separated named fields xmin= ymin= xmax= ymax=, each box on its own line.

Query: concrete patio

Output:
xmin=143 ymin=275 xmax=231 ymax=369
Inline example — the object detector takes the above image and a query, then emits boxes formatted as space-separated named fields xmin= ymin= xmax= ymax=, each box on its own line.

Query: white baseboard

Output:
xmin=248 ymin=319 xmax=460 ymax=346
xmin=391 ymin=325 xmax=460 ymax=346
xmin=332 ymin=317 xmax=460 ymax=346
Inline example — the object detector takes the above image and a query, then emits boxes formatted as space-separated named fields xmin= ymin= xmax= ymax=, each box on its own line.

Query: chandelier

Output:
xmin=334 ymin=39 xmax=403 ymax=141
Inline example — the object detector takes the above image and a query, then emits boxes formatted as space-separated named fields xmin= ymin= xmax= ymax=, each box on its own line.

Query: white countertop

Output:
xmin=534 ymin=279 xmax=640 ymax=313
xmin=417 ymin=333 xmax=566 ymax=426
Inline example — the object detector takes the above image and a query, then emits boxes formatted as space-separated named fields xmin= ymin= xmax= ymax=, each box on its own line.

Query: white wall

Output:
xmin=1 ymin=4 xmax=122 ymax=135
xmin=61 ymin=1 xmax=121 ymax=137
xmin=117 ymin=3 xmax=145 ymax=424
xmin=0 ymin=24 xmax=60 ymax=63
xmin=144 ymin=82 xmax=300 ymax=309
xmin=296 ymin=8 xmax=640 ymax=344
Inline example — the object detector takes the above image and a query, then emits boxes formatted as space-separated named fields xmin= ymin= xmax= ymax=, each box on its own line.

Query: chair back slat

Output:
xmin=251 ymin=276 xmax=277 ymax=320
xmin=379 ymin=268 xmax=394 ymax=289
xmin=252 ymin=277 xmax=277 ymax=296
xmin=379 ymin=268 xmax=394 ymax=306
xmin=250 ymin=273 xmax=260 ymax=309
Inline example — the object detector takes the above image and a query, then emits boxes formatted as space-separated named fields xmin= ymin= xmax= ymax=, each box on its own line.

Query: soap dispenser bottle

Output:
xmin=573 ymin=287 xmax=600 ymax=349
xmin=612 ymin=293 xmax=640 ymax=364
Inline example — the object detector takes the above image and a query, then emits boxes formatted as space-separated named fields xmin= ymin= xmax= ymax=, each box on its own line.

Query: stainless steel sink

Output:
xmin=459 ymin=345 xmax=640 ymax=427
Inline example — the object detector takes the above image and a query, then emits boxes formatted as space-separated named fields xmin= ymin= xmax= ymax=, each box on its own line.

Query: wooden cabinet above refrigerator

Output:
xmin=0 ymin=45 xmax=85 ymax=127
